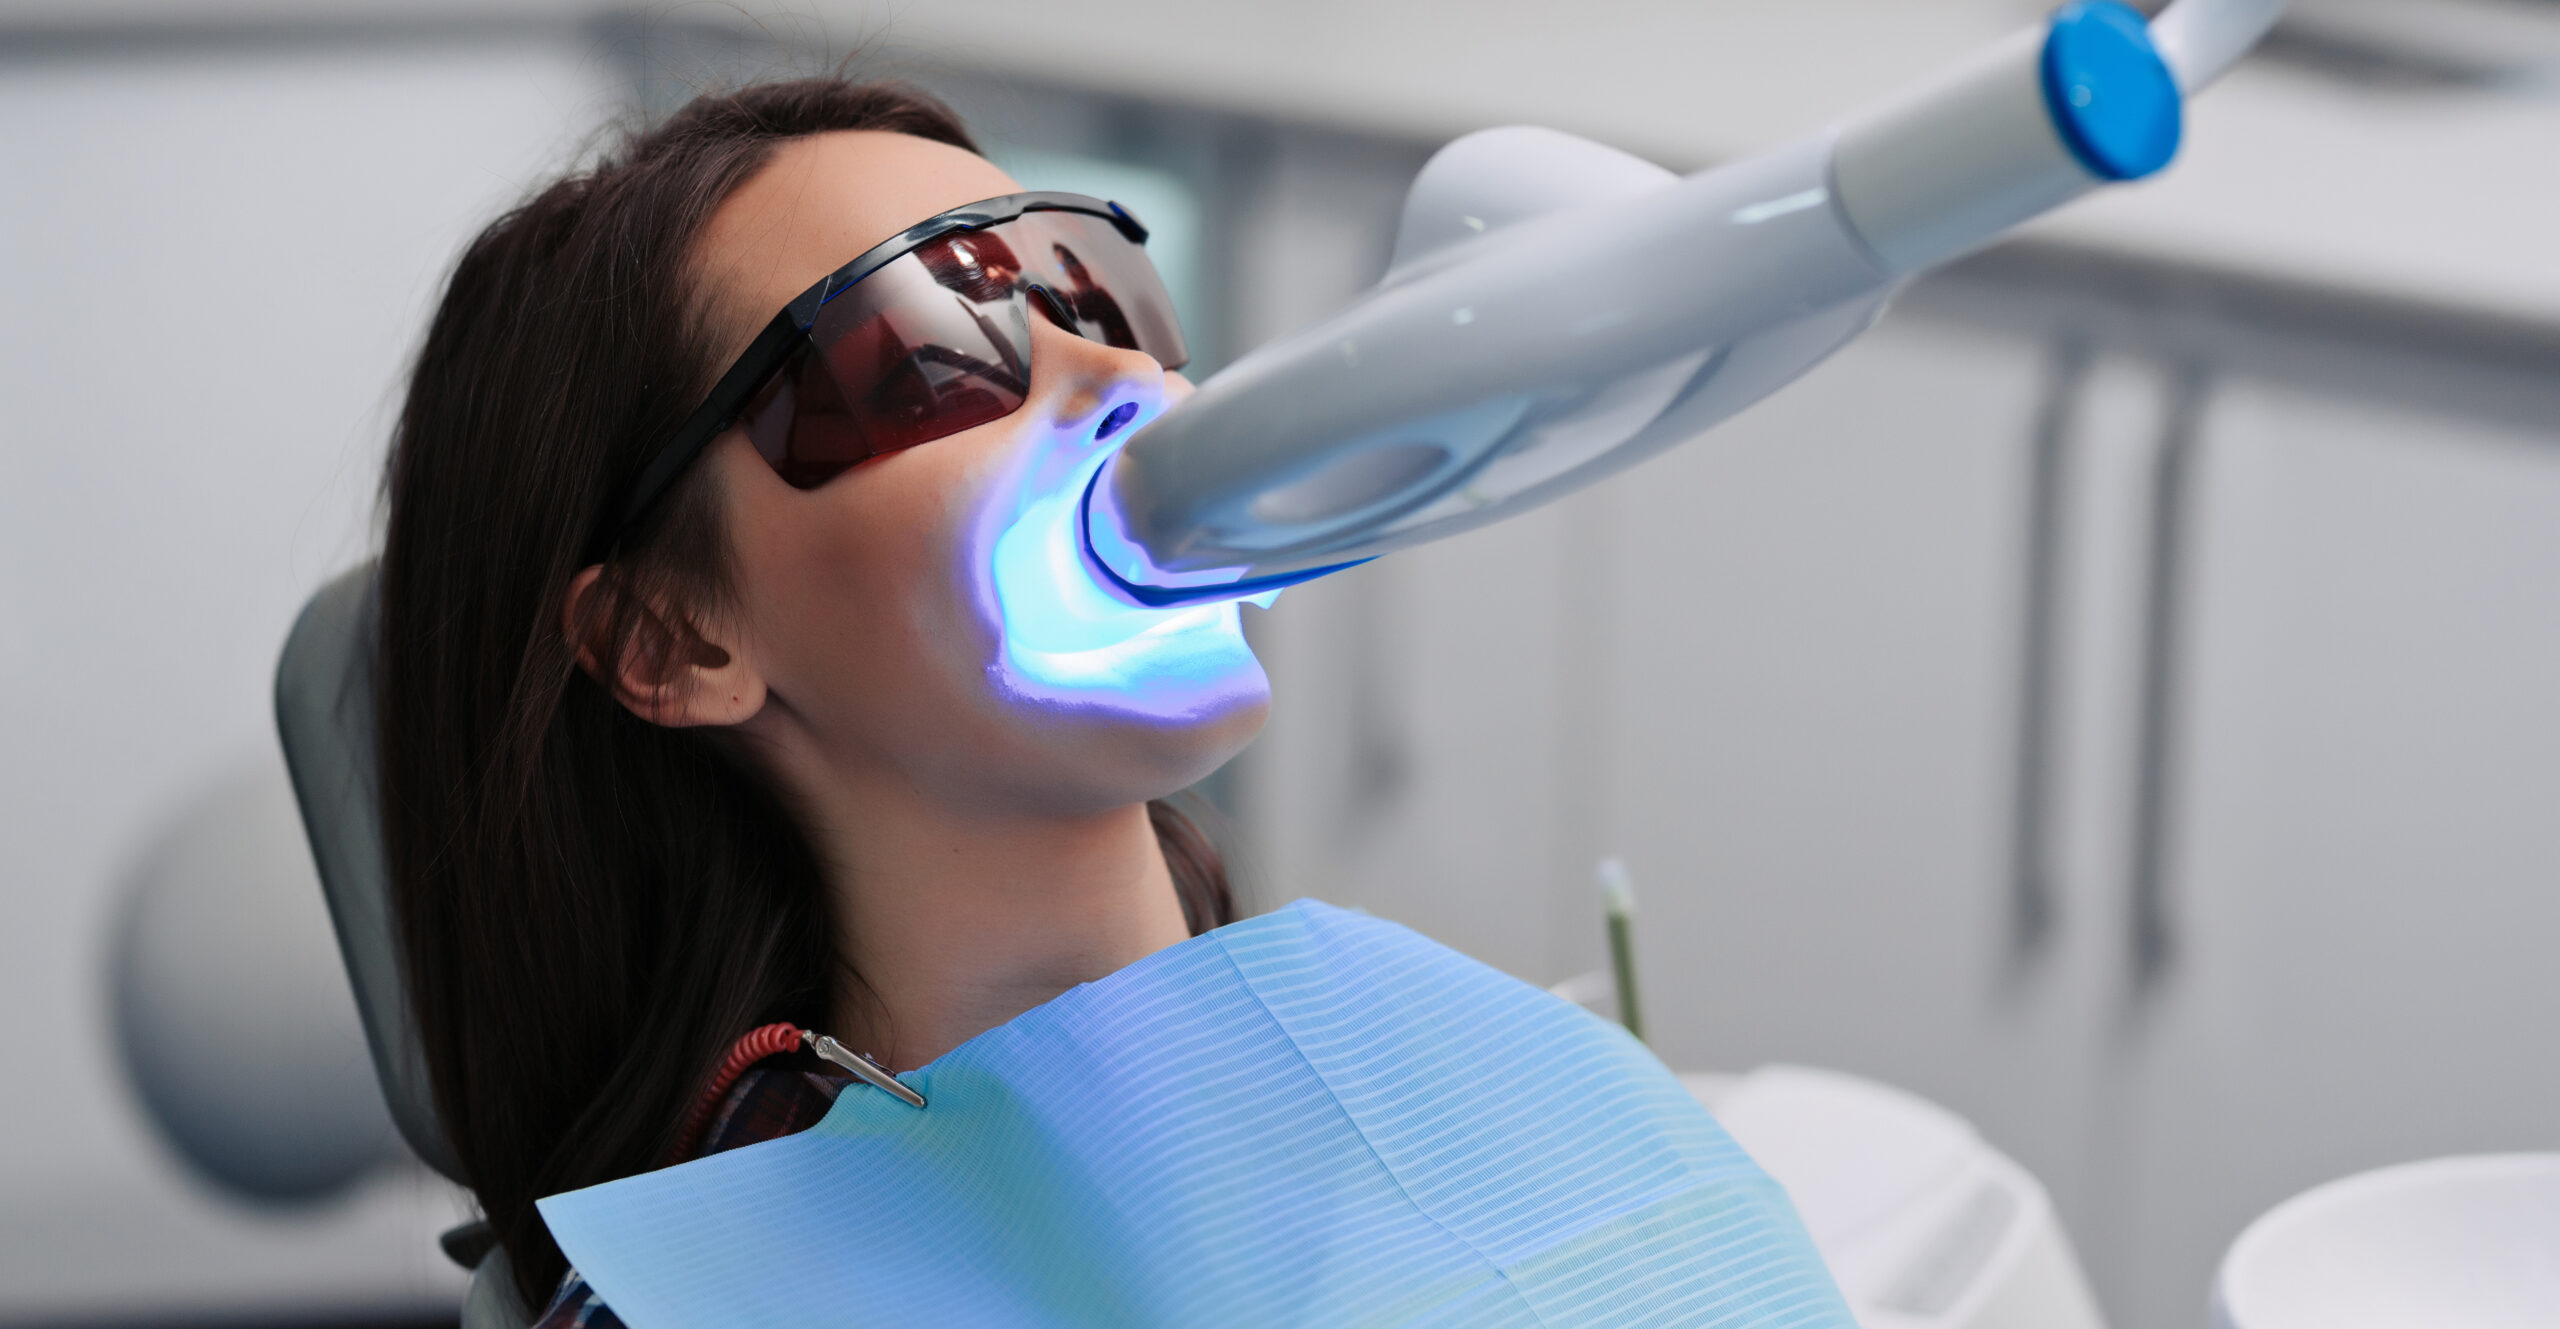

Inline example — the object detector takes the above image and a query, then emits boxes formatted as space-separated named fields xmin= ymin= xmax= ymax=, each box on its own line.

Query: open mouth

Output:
xmin=989 ymin=447 xmax=1258 ymax=696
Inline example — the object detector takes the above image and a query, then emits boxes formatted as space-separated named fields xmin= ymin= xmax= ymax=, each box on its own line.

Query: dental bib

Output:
xmin=538 ymin=901 xmax=1853 ymax=1328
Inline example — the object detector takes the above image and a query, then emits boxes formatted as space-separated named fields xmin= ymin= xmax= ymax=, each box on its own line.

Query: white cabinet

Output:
xmin=2087 ymin=377 xmax=2560 ymax=1329
xmin=1239 ymin=276 xmax=2560 ymax=1329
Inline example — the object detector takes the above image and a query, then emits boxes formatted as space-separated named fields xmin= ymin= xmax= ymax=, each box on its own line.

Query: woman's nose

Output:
xmin=1025 ymin=312 xmax=1171 ymax=444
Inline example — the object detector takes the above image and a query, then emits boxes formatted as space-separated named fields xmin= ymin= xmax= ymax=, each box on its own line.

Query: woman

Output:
xmin=384 ymin=75 xmax=1847 ymax=1329
xmin=379 ymin=78 xmax=1263 ymax=1321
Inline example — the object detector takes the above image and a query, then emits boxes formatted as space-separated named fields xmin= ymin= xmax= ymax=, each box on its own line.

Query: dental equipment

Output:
xmin=2215 ymin=1155 xmax=2560 ymax=1329
xmin=1600 ymin=858 xmax=1646 ymax=1043
xmin=1083 ymin=0 xmax=2287 ymax=605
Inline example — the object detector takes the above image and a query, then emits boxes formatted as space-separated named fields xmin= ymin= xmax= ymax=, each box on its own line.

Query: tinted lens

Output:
xmin=741 ymin=209 xmax=1184 ymax=489
xmin=743 ymin=232 xmax=1033 ymax=488
xmin=1008 ymin=211 xmax=1189 ymax=372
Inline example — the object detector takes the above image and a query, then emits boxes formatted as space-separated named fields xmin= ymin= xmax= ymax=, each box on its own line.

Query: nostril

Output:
xmin=1093 ymin=402 xmax=1140 ymax=442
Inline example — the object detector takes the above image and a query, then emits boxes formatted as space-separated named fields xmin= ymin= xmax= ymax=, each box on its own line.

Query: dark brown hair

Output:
xmin=376 ymin=78 xmax=1233 ymax=1308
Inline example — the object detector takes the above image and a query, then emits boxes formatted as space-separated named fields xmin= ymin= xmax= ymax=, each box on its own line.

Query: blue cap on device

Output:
xmin=2044 ymin=0 xmax=2185 ymax=181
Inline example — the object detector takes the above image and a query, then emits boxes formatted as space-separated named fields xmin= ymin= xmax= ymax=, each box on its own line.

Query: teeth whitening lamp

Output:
xmin=1084 ymin=0 xmax=2287 ymax=606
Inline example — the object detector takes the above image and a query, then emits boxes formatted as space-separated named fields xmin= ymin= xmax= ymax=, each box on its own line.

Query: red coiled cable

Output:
xmin=672 ymin=1022 xmax=806 ymax=1162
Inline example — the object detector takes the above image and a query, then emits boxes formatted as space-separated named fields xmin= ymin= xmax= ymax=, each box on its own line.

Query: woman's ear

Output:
xmin=562 ymin=565 xmax=767 ymax=727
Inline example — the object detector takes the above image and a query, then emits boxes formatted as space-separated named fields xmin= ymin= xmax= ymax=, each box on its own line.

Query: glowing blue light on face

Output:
xmin=989 ymin=442 xmax=1269 ymax=714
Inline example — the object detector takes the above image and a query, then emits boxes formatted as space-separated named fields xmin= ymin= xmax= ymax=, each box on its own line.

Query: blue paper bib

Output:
xmin=539 ymin=901 xmax=1853 ymax=1328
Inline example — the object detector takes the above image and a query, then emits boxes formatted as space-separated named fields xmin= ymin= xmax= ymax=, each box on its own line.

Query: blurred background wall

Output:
xmin=1 ymin=2 xmax=2555 ymax=1327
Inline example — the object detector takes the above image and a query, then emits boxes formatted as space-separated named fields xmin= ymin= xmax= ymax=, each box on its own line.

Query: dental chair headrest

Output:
xmin=274 ymin=560 xmax=462 ymax=1181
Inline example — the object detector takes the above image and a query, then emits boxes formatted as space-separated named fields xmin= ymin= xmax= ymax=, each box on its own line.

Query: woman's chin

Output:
xmin=1118 ymin=682 xmax=1269 ymax=795
xmin=998 ymin=613 xmax=1267 ymax=717
xmin=980 ymin=666 xmax=1269 ymax=816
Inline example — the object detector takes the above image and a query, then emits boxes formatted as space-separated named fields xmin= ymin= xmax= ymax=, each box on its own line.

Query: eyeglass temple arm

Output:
xmin=589 ymin=312 xmax=807 ymax=563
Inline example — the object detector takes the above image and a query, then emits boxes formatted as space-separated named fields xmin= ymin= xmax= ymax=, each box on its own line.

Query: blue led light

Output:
xmin=987 ymin=442 xmax=1269 ymax=714
xmin=2042 ymin=1 xmax=2182 ymax=182
xmin=1078 ymin=464 xmax=1369 ymax=609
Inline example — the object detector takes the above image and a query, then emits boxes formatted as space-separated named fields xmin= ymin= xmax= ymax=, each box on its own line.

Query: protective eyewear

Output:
xmin=592 ymin=191 xmax=1188 ymax=560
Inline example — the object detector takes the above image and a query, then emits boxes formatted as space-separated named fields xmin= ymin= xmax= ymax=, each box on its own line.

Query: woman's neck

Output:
xmin=797 ymin=773 xmax=1193 ymax=1072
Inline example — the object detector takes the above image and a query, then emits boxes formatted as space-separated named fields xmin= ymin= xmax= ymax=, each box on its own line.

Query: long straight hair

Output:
xmin=376 ymin=78 xmax=1234 ymax=1308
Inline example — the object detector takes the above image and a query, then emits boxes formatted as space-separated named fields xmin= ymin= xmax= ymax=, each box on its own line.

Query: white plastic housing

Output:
xmin=2151 ymin=0 xmax=2287 ymax=91
xmin=1089 ymin=132 xmax=1892 ymax=594
xmin=2214 ymin=1155 xmax=2560 ymax=1329
xmin=1831 ymin=27 xmax=2098 ymax=277
xmin=1085 ymin=0 xmax=2282 ymax=604
xmin=1686 ymin=1066 xmax=2109 ymax=1329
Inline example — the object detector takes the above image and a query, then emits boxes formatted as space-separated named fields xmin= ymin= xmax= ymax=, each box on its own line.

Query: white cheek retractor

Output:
xmin=1083 ymin=0 xmax=2286 ymax=606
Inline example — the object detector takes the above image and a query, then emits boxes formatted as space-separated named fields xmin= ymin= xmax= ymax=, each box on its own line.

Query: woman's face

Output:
xmin=687 ymin=131 xmax=1269 ymax=817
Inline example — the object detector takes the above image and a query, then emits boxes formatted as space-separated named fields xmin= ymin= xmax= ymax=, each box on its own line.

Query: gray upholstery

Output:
xmin=273 ymin=560 xmax=460 ymax=1180
xmin=463 ymin=1245 xmax=535 ymax=1329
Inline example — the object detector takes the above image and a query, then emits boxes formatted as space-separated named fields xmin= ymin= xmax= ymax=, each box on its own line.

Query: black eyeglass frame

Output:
xmin=588 ymin=190 xmax=1162 ymax=562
